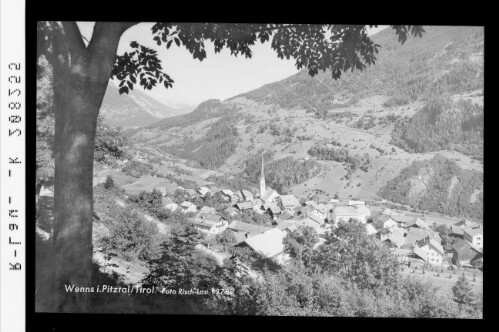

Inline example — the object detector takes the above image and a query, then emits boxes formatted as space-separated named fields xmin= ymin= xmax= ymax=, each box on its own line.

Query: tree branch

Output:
xmin=61 ymin=21 xmax=87 ymax=58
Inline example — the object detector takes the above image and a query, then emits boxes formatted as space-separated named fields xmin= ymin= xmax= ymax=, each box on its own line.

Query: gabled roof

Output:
xmin=251 ymin=198 xmax=264 ymax=207
xmin=406 ymin=218 xmax=430 ymax=229
xmin=276 ymin=220 xmax=297 ymax=232
xmin=265 ymin=203 xmax=282 ymax=214
xmin=317 ymin=203 xmax=335 ymax=213
xmin=365 ymin=223 xmax=378 ymax=236
xmin=164 ymin=202 xmax=179 ymax=211
xmin=387 ymin=231 xmax=405 ymax=248
xmin=416 ymin=236 xmax=444 ymax=255
xmin=193 ymin=217 xmax=225 ymax=229
xmin=235 ymin=201 xmax=254 ymax=210
xmin=404 ymin=228 xmax=438 ymax=247
xmin=307 ymin=212 xmax=324 ymax=224
xmin=279 ymin=195 xmax=300 ymax=208
xmin=261 ymin=187 xmax=279 ymax=202
xmin=186 ymin=189 xmax=197 ymax=196
xmin=304 ymin=201 xmax=320 ymax=210
xmin=199 ymin=206 xmax=216 ymax=214
xmin=452 ymin=239 xmax=483 ymax=255
xmin=382 ymin=208 xmax=399 ymax=216
xmin=376 ymin=214 xmax=393 ymax=223
xmin=391 ymin=214 xmax=414 ymax=224
xmin=197 ymin=186 xmax=211 ymax=196
xmin=413 ymin=245 xmax=428 ymax=261
xmin=198 ymin=213 xmax=223 ymax=222
xmin=450 ymin=226 xmax=464 ymax=235
xmin=455 ymin=219 xmax=481 ymax=228
xmin=180 ymin=201 xmax=194 ymax=208
xmin=228 ymin=220 xmax=270 ymax=235
xmin=244 ymin=228 xmax=286 ymax=259
xmin=221 ymin=189 xmax=234 ymax=196
xmin=241 ymin=190 xmax=253 ymax=200
xmin=462 ymin=226 xmax=483 ymax=237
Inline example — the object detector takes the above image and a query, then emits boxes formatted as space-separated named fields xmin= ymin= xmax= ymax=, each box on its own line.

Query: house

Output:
xmin=235 ymin=201 xmax=254 ymax=212
xmin=240 ymin=190 xmax=254 ymax=202
xmin=391 ymin=214 xmax=414 ymax=228
xmin=185 ymin=188 xmax=197 ymax=198
xmin=224 ymin=206 xmax=239 ymax=217
xmin=278 ymin=194 xmax=301 ymax=211
xmin=198 ymin=206 xmax=216 ymax=215
xmin=196 ymin=186 xmax=211 ymax=198
xmin=242 ymin=228 xmax=289 ymax=264
xmin=462 ymin=226 xmax=483 ymax=249
xmin=413 ymin=236 xmax=445 ymax=265
xmin=381 ymin=208 xmax=399 ymax=217
xmin=451 ymin=239 xmax=483 ymax=268
xmin=156 ymin=187 xmax=167 ymax=196
xmin=220 ymin=189 xmax=234 ymax=201
xmin=251 ymin=199 xmax=265 ymax=214
xmin=383 ymin=229 xmax=406 ymax=248
xmin=192 ymin=217 xmax=228 ymax=235
xmin=330 ymin=198 xmax=339 ymax=203
xmin=365 ymin=223 xmax=378 ymax=236
xmin=164 ymin=202 xmax=180 ymax=212
xmin=265 ymin=203 xmax=282 ymax=219
xmin=180 ymin=201 xmax=197 ymax=213
xmin=304 ymin=201 xmax=320 ymax=210
xmin=289 ymin=218 xmax=323 ymax=234
xmin=260 ymin=188 xmax=279 ymax=204
xmin=275 ymin=220 xmax=298 ymax=233
xmin=307 ymin=209 xmax=326 ymax=225
xmin=332 ymin=206 xmax=371 ymax=225
xmin=405 ymin=218 xmax=430 ymax=230
xmin=228 ymin=220 xmax=271 ymax=243
xmin=449 ymin=225 xmax=465 ymax=238
xmin=375 ymin=214 xmax=398 ymax=229
xmin=234 ymin=191 xmax=244 ymax=202
xmin=402 ymin=228 xmax=440 ymax=249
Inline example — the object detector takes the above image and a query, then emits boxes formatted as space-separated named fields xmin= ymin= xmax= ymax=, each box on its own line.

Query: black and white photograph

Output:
xmin=35 ymin=21 xmax=484 ymax=318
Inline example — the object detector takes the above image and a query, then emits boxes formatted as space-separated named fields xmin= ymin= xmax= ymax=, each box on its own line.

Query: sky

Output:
xmin=77 ymin=23 xmax=387 ymax=110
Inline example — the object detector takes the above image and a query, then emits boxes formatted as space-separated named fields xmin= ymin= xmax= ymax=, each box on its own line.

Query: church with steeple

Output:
xmin=259 ymin=153 xmax=280 ymax=204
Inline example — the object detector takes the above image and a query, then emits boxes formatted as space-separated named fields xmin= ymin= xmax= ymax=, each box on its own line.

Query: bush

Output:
xmin=101 ymin=207 xmax=163 ymax=261
xmin=104 ymin=175 xmax=115 ymax=189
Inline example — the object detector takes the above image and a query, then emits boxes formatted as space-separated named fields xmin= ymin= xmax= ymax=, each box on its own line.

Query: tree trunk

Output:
xmin=47 ymin=22 xmax=132 ymax=312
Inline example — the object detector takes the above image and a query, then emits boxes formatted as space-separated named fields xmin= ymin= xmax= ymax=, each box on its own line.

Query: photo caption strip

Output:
xmin=0 ymin=0 xmax=26 ymax=331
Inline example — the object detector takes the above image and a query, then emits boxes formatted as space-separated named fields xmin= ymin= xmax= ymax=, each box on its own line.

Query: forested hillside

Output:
xmin=391 ymin=97 xmax=483 ymax=160
xmin=378 ymin=155 xmax=483 ymax=220
xmin=161 ymin=115 xmax=239 ymax=169
xmin=232 ymin=26 xmax=483 ymax=115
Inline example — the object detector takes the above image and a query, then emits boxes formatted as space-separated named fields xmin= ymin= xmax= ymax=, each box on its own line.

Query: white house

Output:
xmin=192 ymin=217 xmax=228 ymax=235
xmin=462 ymin=226 xmax=483 ymax=249
xmin=332 ymin=206 xmax=371 ymax=225
xmin=164 ymin=202 xmax=180 ymax=212
xmin=376 ymin=214 xmax=398 ymax=229
xmin=413 ymin=236 xmax=445 ymax=266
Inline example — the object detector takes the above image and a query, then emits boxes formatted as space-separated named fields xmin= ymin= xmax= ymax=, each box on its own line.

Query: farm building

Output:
xmin=365 ymin=223 xmax=378 ymax=236
xmin=402 ymin=228 xmax=440 ymax=249
xmin=451 ymin=239 xmax=483 ymax=268
xmin=240 ymin=190 xmax=254 ymax=202
xmin=224 ymin=206 xmax=239 ymax=217
xmin=413 ymin=236 xmax=445 ymax=266
xmin=405 ymin=218 xmax=430 ymax=230
xmin=462 ymin=226 xmax=483 ymax=249
xmin=196 ymin=186 xmax=211 ymax=197
xmin=375 ymin=214 xmax=398 ymax=229
xmin=235 ymin=201 xmax=254 ymax=212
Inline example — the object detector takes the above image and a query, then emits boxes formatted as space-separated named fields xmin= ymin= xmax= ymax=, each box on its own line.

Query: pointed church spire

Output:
xmin=260 ymin=153 xmax=266 ymax=198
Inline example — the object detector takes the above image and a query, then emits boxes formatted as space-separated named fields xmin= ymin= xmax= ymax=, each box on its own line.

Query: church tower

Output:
xmin=260 ymin=154 xmax=266 ymax=198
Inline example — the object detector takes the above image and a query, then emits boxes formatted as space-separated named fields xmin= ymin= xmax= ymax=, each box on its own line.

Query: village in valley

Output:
xmin=152 ymin=154 xmax=483 ymax=284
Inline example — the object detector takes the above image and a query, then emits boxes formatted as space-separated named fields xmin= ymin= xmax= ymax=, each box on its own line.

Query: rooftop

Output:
xmin=244 ymin=228 xmax=286 ymax=259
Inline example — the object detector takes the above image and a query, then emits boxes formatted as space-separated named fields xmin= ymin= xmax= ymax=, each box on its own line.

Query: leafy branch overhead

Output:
xmin=113 ymin=24 xmax=425 ymax=94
